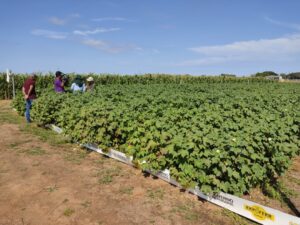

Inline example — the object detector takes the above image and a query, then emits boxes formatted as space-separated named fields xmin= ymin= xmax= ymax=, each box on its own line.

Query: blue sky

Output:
xmin=1 ymin=0 xmax=300 ymax=76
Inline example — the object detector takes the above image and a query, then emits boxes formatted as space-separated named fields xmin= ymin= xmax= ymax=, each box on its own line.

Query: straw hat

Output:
xmin=87 ymin=77 xmax=94 ymax=82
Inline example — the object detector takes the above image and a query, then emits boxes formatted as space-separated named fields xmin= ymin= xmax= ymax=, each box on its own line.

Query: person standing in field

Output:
xmin=22 ymin=73 xmax=37 ymax=123
xmin=54 ymin=71 xmax=65 ymax=93
xmin=85 ymin=76 xmax=95 ymax=92
xmin=70 ymin=75 xmax=85 ymax=93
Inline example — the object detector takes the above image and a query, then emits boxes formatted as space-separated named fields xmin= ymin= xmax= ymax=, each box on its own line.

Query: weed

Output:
xmin=99 ymin=174 xmax=113 ymax=184
xmin=81 ymin=200 xmax=91 ymax=208
xmin=9 ymin=140 xmax=32 ymax=149
xmin=9 ymin=143 xmax=19 ymax=148
xmin=262 ymin=183 xmax=280 ymax=199
xmin=44 ymin=184 xmax=58 ymax=193
xmin=19 ymin=123 xmax=69 ymax=147
xmin=64 ymin=148 xmax=88 ymax=164
xmin=119 ymin=186 xmax=134 ymax=195
xmin=25 ymin=147 xmax=46 ymax=156
xmin=98 ymin=167 xmax=122 ymax=185
xmin=96 ymin=167 xmax=121 ymax=184
xmin=263 ymin=181 xmax=298 ymax=201
xmin=63 ymin=208 xmax=75 ymax=217
xmin=0 ymin=107 xmax=22 ymax=124
xmin=184 ymin=212 xmax=199 ymax=221
xmin=94 ymin=158 xmax=105 ymax=166
xmin=146 ymin=188 xmax=165 ymax=200
xmin=171 ymin=201 xmax=199 ymax=222
xmin=222 ymin=209 xmax=257 ymax=225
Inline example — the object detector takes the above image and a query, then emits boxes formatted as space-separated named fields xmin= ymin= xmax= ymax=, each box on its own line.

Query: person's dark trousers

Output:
xmin=25 ymin=99 xmax=33 ymax=123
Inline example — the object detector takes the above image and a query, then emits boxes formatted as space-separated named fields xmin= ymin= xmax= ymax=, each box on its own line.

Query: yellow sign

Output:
xmin=244 ymin=204 xmax=275 ymax=221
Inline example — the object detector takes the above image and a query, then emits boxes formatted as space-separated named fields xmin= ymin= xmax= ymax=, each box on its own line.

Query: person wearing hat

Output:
xmin=54 ymin=71 xmax=65 ymax=93
xmin=22 ymin=73 xmax=37 ymax=123
xmin=85 ymin=76 xmax=95 ymax=92
xmin=70 ymin=75 xmax=85 ymax=93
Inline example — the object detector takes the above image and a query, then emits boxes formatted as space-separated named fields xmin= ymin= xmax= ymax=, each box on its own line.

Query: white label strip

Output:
xmin=50 ymin=124 xmax=63 ymax=134
xmin=82 ymin=143 xmax=134 ymax=166
xmin=51 ymin=125 xmax=300 ymax=225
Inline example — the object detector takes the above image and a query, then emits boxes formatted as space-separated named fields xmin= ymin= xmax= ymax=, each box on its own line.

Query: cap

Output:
xmin=55 ymin=71 xmax=64 ymax=77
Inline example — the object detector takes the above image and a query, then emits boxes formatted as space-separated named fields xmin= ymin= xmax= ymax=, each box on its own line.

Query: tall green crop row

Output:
xmin=0 ymin=73 xmax=54 ymax=99
xmin=1 ymin=73 xmax=273 ymax=99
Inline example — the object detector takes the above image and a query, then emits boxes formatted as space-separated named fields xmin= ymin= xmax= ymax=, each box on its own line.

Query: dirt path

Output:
xmin=0 ymin=100 xmax=252 ymax=225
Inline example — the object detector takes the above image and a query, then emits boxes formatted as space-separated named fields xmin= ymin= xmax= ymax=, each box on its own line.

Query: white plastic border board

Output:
xmin=50 ymin=125 xmax=300 ymax=225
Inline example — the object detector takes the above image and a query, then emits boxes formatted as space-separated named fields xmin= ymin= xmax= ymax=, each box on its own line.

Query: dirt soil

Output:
xmin=0 ymin=100 xmax=299 ymax=225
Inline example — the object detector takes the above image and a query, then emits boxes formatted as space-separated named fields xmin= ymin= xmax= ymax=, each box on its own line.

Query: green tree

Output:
xmin=254 ymin=71 xmax=278 ymax=77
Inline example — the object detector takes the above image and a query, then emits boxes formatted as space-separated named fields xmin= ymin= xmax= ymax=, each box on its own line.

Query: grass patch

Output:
xmin=171 ymin=201 xmax=199 ymax=222
xmin=146 ymin=188 xmax=165 ymax=200
xmin=44 ymin=184 xmax=59 ymax=193
xmin=19 ymin=124 xmax=70 ymax=147
xmin=99 ymin=174 xmax=113 ymax=184
xmin=0 ymin=114 xmax=21 ymax=124
xmin=9 ymin=142 xmax=22 ymax=148
xmin=0 ymin=103 xmax=71 ymax=156
xmin=184 ymin=213 xmax=199 ymax=221
xmin=94 ymin=157 xmax=105 ymax=166
xmin=63 ymin=208 xmax=75 ymax=217
xmin=221 ymin=209 xmax=258 ymax=225
xmin=8 ymin=140 xmax=33 ymax=152
xmin=119 ymin=186 xmax=134 ymax=195
xmin=24 ymin=147 xmax=46 ymax=156
xmin=81 ymin=200 xmax=91 ymax=208
xmin=98 ymin=167 xmax=122 ymax=185
xmin=64 ymin=148 xmax=88 ymax=164
xmin=0 ymin=106 xmax=23 ymax=124
xmin=263 ymin=181 xmax=299 ymax=201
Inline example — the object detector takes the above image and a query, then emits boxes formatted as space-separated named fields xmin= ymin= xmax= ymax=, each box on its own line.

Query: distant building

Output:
xmin=265 ymin=75 xmax=282 ymax=80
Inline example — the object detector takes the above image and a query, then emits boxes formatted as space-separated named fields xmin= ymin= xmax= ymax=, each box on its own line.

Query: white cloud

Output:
xmin=73 ymin=27 xmax=120 ymax=36
xmin=82 ymin=39 xmax=124 ymax=53
xmin=49 ymin=17 xmax=66 ymax=26
xmin=180 ymin=34 xmax=300 ymax=66
xmin=265 ymin=17 xmax=300 ymax=31
xmin=31 ymin=29 xmax=68 ymax=39
xmin=178 ymin=57 xmax=234 ymax=66
xmin=48 ymin=14 xmax=80 ymax=26
xmin=82 ymin=39 xmax=140 ymax=54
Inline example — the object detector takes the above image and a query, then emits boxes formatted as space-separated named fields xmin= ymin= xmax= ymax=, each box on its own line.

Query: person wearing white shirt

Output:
xmin=71 ymin=75 xmax=85 ymax=92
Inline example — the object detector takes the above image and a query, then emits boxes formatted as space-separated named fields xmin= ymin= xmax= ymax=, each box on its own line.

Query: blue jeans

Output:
xmin=25 ymin=99 xmax=33 ymax=123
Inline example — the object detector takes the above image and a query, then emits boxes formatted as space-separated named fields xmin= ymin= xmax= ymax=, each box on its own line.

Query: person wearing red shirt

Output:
xmin=22 ymin=74 xmax=37 ymax=123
